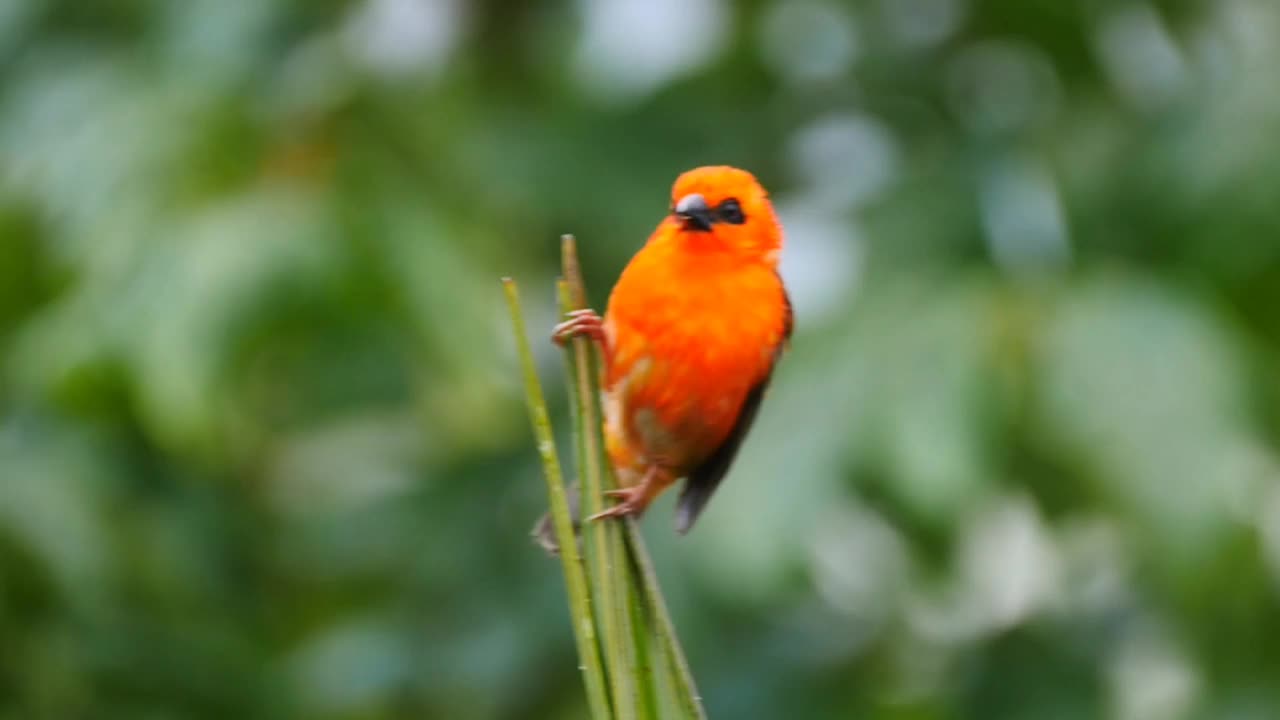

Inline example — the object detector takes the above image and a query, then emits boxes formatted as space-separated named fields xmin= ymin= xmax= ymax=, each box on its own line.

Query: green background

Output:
xmin=2 ymin=0 xmax=1279 ymax=718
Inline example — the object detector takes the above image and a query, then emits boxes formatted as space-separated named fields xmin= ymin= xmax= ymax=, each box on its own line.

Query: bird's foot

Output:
xmin=587 ymin=487 xmax=649 ymax=522
xmin=552 ymin=309 xmax=604 ymax=346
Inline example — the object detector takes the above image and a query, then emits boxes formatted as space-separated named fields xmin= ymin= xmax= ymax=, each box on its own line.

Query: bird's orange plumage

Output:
xmin=560 ymin=166 xmax=791 ymax=533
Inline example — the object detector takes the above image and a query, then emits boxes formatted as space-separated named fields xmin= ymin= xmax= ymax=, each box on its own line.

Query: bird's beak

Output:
xmin=674 ymin=193 xmax=713 ymax=232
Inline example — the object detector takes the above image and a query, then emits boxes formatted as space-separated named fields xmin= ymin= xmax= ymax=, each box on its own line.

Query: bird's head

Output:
xmin=666 ymin=166 xmax=782 ymax=266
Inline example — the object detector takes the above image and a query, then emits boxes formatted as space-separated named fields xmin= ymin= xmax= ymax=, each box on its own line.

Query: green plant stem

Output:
xmin=624 ymin=519 xmax=707 ymax=720
xmin=559 ymin=237 xmax=638 ymax=719
xmin=628 ymin=578 xmax=660 ymax=719
xmin=600 ymin=522 xmax=642 ymax=719
xmin=502 ymin=278 xmax=612 ymax=720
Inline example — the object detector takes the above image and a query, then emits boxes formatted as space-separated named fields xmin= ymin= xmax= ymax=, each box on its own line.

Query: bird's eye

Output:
xmin=717 ymin=198 xmax=745 ymax=225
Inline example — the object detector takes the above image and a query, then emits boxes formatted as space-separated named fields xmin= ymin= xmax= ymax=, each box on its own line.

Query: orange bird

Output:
xmin=553 ymin=166 xmax=792 ymax=534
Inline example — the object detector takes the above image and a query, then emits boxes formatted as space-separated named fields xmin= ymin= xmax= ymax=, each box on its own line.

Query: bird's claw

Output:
xmin=587 ymin=487 xmax=644 ymax=522
xmin=552 ymin=309 xmax=605 ymax=346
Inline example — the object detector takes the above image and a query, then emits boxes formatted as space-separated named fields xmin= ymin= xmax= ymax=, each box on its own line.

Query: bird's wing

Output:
xmin=674 ymin=285 xmax=792 ymax=534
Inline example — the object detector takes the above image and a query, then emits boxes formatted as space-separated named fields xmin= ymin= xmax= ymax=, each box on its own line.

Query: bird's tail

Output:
xmin=530 ymin=484 xmax=581 ymax=556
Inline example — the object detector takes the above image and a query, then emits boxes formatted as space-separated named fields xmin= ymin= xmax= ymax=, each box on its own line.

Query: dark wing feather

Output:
xmin=674 ymin=285 xmax=792 ymax=534
xmin=781 ymin=283 xmax=794 ymax=342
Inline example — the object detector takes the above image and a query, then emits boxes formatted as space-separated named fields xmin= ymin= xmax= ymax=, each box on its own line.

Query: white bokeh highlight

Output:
xmin=760 ymin=1 xmax=860 ymax=84
xmin=343 ymin=0 xmax=467 ymax=79
xmin=574 ymin=0 xmax=728 ymax=103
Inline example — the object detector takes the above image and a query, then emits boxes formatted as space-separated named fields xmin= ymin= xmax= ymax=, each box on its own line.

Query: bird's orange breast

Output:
xmin=601 ymin=231 xmax=788 ymax=475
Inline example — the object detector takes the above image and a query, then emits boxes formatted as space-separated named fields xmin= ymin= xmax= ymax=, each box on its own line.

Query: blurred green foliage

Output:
xmin=2 ymin=0 xmax=1280 ymax=718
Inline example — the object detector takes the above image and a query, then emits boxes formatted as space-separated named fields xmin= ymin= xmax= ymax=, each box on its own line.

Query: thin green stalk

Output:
xmin=556 ymin=277 xmax=594 ymax=585
xmin=607 ymin=546 xmax=639 ymax=718
xmin=557 ymin=277 xmax=627 ymax=711
xmin=559 ymin=237 xmax=638 ymax=719
xmin=502 ymin=278 xmax=612 ymax=720
xmin=628 ymin=575 xmax=660 ymax=719
xmin=624 ymin=519 xmax=707 ymax=720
